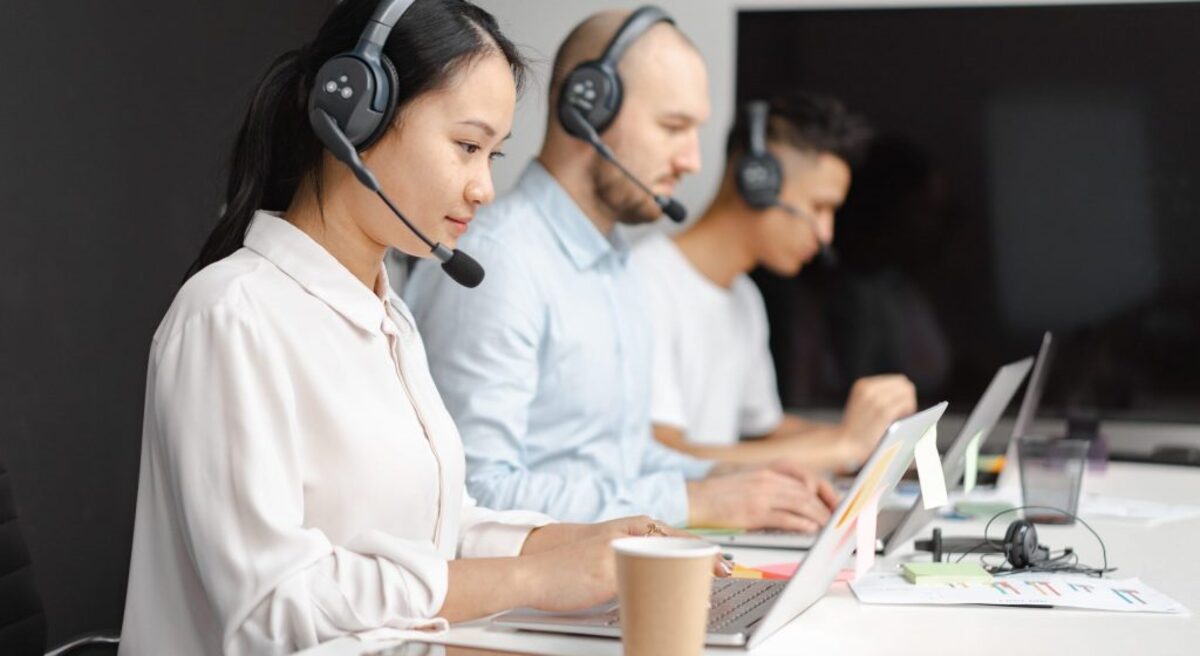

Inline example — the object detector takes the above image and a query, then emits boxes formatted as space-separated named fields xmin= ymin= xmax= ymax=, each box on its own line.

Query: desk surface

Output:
xmin=301 ymin=462 xmax=1200 ymax=656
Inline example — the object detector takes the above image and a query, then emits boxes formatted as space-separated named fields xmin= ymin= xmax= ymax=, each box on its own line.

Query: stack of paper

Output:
xmin=1078 ymin=494 xmax=1200 ymax=527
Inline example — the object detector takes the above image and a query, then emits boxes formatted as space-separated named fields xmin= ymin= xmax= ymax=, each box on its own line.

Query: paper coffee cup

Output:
xmin=612 ymin=537 xmax=719 ymax=656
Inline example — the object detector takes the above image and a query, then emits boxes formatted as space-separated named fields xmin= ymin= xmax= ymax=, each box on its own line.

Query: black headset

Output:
xmin=735 ymin=100 xmax=784 ymax=210
xmin=734 ymin=99 xmax=839 ymax=266
xmin=1002 ymin=519 xmax=1050 ymax=569
xmin=986 ymin=507 xmax=1111 ymax=576
xmin=553 ymin=5 xmax=687 ymax=223
xmin=557 ymin=5 xmax=674 ymax=140
xmin=304 ymin=0 xmax=484 ymax=288
xmin=309 ymin=0 xmax=413 ymax=151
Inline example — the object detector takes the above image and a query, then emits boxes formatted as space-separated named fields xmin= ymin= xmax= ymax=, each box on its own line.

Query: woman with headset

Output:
xmin=119 ymin=2 xmax=719 ymax=654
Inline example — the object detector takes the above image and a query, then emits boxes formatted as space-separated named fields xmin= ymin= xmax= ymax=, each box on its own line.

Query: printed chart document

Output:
xmin=850 ymin=572 xmax=1188 ymax=615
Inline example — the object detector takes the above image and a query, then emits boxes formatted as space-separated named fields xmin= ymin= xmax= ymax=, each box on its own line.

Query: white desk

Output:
xmin=300 ymin=462 xmax=1200 ymax=656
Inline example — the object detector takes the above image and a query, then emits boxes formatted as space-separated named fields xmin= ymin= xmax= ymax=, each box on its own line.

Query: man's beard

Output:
xmin=590 ymin=158 xmax=663 ymax=225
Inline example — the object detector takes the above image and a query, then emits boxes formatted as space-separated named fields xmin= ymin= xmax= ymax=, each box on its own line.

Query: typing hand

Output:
xmin=837 ymin=374 xmax=918 ymax=463
xmin=523 ymin=516 xmax=733 ymax=579
xmin=524 ymin=533 xmax=620 ymax=611
xmin=687 ymin=464 xmax=838 ymax=533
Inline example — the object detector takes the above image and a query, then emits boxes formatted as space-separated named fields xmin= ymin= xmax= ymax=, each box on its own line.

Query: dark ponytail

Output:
xmin=185 ymin=0 xmax=527 ymax=281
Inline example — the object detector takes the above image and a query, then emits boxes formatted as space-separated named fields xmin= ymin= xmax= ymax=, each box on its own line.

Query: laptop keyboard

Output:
xmin=707 ymin=578 xmax=785 ymax=630
xmin=597 ymin=579 xmax=785 ymax=632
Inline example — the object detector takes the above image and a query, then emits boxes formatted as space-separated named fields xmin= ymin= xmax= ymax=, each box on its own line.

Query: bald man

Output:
xmin=405 ymin=8 xmax=837 ymax=532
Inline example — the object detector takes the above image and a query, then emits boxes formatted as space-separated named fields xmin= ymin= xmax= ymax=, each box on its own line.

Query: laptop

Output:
xmin=493 ymin=402 xmax=947 ymax=649
xmin=995 ymin=331 xmax=1055 ymax=489
xmin=881 ymin=355 xmax=1033 ymax=554
xmin=698 ymin=357 xmax=1035 ymax=552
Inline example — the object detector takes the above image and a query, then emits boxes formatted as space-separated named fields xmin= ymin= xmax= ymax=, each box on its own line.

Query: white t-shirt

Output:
xmin=631 ymin=231 xmax=784 ymax=446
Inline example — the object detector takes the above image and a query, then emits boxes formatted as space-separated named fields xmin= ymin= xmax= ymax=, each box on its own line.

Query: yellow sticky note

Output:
xmin=915 ymin=425 xmax=948 ymax=509
xmin=836 ymin=443 xmax=901 ymax=529
xmin=731 ymin=564 xmax=763 ymax=579
xmin=963 ymin=430 xmax=984 ymax=494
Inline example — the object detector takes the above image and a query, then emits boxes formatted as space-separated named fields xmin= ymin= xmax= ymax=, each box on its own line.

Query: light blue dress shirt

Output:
xmin=404 ymin=161 xmax=713 ymax=526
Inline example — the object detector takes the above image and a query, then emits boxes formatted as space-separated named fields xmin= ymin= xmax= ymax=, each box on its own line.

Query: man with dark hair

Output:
xmin=632 ymin=94 xmax=918 ymax=470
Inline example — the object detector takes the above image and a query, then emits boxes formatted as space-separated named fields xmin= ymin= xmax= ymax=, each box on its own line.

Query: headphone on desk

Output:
xmin=1001 ymin=519 xmax=1051 ymax=569
xmin=982 ymin=507 xmax=1112 ymax=576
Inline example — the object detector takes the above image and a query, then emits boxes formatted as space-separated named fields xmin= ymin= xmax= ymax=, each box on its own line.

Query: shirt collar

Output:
xmin=518 ymin=161 xmax=630 ymax=270
xmin=243 ymin=211 xmax=391 ymax=334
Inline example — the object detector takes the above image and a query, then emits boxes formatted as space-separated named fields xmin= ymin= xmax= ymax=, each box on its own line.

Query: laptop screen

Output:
xmin=749 ymin=402 xmax=947 ymax=649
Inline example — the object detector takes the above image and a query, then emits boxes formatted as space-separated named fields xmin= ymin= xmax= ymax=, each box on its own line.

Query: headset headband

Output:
xmin=599 ymin=6 xmax=674 ymax=67
xmin=746 ymin=100 xmax=770 ymax=158
xmin=350 ymin=0 xmax=417 ymax=111
xmin=359 ymin=0 xmax=417 ymax=51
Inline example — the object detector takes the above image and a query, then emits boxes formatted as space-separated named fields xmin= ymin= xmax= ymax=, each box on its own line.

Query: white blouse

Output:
xmin=119 ymin=212 xmax=551 ymax=655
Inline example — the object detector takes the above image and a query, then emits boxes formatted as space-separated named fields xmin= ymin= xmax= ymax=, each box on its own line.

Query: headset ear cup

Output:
xmin=1004 ymin=520 xmax=1039 ymax=569
xmin=1003 ymin=521 xmax=1021 ymax=568
xmin=736 ymin=153 xmax=783 ymax=210
xmin=357 ymin=54 xmax=400 ymax=152
xmin=1024 ymin=522 xmax=1041 ymax=566
xmin=1025 ymin=523 xmax=1047 ymax=565
xmin=557 ymin=63 xmax=622 ymax=138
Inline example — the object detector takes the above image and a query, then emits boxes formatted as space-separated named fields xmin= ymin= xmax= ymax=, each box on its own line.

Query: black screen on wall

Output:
xmin=0 ymin=0 xmax=332 ymax=643
xmin=739 ymin=2 xmax=1200 ymax=423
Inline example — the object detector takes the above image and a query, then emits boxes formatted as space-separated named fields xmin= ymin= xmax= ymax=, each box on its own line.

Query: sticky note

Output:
xmin=836 ymin=443 xmax=901 ymax=529
xmin=901 ymin=562 xmax=993 ymax=585
xmin=978 ymin=454 xmax=1006 ymax=474
xmin=731 ymin=564 xmax=763 ymax=579
xmin=854 ymin=492 xmax=881 ymax=581
xmin=687 ymin=527 xmax=743 ymax=536
xmin=914 ymin=425 xmax=948 ymax=509
xmin=954 ymin=501 xmax=1014 ymax=518
xmin=963 ymin=430 xmax=984 ymax=494
xmin=756 ymin=564 xmax=852 ymax=585
xmin=754 ymin=562 xmax=800 ymax=580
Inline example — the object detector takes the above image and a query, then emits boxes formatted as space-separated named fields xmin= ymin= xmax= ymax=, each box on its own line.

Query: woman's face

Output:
xmin=353 ymin=51 xmax=516 ymax=257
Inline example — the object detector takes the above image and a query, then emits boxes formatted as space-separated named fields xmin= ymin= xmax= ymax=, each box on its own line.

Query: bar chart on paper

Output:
xmin=850 ymin=573 xmax=1188 ymax=614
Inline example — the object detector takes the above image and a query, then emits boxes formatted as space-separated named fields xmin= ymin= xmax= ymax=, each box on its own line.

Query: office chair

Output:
xmin=0 ymin=455 xmax=119 ymax=656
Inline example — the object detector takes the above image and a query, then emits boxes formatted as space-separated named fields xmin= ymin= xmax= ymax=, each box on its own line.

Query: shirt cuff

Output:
xmin=458 ymin=510 xmax=554 ymax=559
xmin=681 ymin=456 xmax=717 ymax=481
xmin=628 ymin=470 xmax=693 ymax=528
xmin=341 ymin=530 xmax=452 ymax=623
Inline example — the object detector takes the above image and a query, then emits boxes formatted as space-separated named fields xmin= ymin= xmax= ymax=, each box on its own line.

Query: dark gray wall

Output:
xmin=0 ymin=1 xmax=331 ymax=643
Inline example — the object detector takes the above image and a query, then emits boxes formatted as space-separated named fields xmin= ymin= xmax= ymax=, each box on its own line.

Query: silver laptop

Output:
xmin=493 ymin=403 xmax=948 ymax=649
xmin=881 ymin=355 xmax=1033 ymax=553
xmin=700 ymin=357 xmax=1035 ymax=552
xmin=994 ymin=331 xmax=1055 ymax=488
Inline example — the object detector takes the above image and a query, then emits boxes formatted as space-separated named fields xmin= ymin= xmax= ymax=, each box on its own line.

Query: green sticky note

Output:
xmin=954 ymin=501 xmax=1015 ymax=518
xmin=686 ymin=527 xmax=743 ymax=536
xmin=963 ymin=430 xmax=984 ymax=494
xmin=902 ymin=562 xmax=993 ymax=585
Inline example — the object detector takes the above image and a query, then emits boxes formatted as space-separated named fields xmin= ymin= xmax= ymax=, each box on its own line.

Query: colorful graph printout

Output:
xmin=850 ymin=573 xmax=1187 ymax=615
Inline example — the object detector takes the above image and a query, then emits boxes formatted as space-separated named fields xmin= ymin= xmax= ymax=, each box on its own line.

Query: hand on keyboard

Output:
xmin=686 ymin=464 xmax=838 ymax=532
